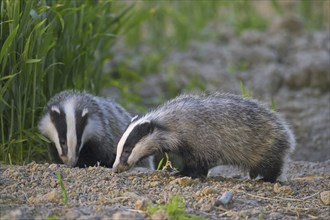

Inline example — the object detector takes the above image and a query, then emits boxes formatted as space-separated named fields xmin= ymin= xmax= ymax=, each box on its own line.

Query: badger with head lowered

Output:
xmin=113 ymin=93 xmax=295 ymax=182
xmin=38 ymin=90 xmax=153 ymax=168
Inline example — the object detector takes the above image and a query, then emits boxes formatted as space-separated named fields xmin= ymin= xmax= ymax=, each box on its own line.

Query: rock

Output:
xmin=200 ymin=203 xmax=213 ymax=212
xmin=1 ymin=209 xmax=30 ymax=220
xmin=150 ymin=209 xmax=170 ymax=220
xmin=134 ymin=198 xmax=149 ymax=211
xmin=48 ymin=164 xmax=59 ymax=171
xmin=150 ymin=181 xmax=160 ymax=187
xmin=320 ymin=191 xmax=330 ymax=205
xmin=177 ymin=177 xmax=193 ymax=186
xmin=285 ymin=51 xmax=330 ymax=91
xmin=45 ymin=191 xmax=61 ymax=203
xmin=65 ymin=209 xmax=81 ymax=220
xmin=215 ymin=191 xmax=234 ymax=206
xmin=111 ymin=210 xmax=145 ymax=220
xmin=169 ymin=176 xmax=193 ymax=187
xmin=273 ymin=183 xmax=293 ymax=195
xmin=201 ymin=186 xmax=217 ymax=195
xmin=269 ymin=15 xmax=304 ymax=35
xmin=50 ymin=180 xmax=57 ymax=188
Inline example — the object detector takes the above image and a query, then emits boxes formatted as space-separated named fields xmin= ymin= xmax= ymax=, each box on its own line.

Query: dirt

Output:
xmin=1 ymin=161 xmax=329 ymax=219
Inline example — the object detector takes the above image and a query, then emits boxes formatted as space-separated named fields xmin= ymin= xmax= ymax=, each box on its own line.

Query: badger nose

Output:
xmin=113 ymin=163 xmax=130 ymax=173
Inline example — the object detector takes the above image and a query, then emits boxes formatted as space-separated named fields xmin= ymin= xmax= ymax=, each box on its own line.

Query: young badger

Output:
xmin=113 ymin=93 xmax=296 ymax=182
xmin=38 ymin=90 xmax=153 ymax=168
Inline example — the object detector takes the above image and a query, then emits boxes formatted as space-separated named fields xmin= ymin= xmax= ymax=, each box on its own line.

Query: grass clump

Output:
xmin=148 ymin=196 xmax=203 ymax=220
xmin=0 ymin=0 xmax=132 ymax=164
xmin=56 ymin=172 xmax=68 ymax=205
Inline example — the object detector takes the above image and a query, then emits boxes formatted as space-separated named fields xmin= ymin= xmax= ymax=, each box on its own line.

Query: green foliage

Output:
xmin=56 ymin=172 xmax=68 ymax=205
xmin=46 ymin=215 xmax=59 ymax=220
xmin=148 ymin=196 xmax=203 ymax=220
xmin=156 ymin=152 xmax=178 ymax=172
xmin=0 ymin=0 xmax=131 ymax=164
xmin=122 ymin=0 xmax=328 ymax=51
xmin=240 ymin=81 xmax=252 ymax=98
xmin=271 ymin=97 xmax=276 ymax=112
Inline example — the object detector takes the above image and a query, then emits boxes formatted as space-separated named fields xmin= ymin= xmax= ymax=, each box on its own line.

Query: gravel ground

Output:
xmin=1 ymin=161 xmax=329 ymax=219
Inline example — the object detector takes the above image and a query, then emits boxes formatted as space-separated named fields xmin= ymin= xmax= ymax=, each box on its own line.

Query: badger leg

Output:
xmin=260 ymin=166 xmax=282 ymax=183
xmin=177 ymin=164 xmax=209 ymax=179
xmin=249 ymin=169 xmax=259 ymax=179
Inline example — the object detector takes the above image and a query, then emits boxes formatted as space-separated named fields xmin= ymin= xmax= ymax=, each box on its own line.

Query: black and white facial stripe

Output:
xmin=113 ymin=117 xmax=154 ymax=169
xmin=39 ymin=99 xmax=89 ymax=166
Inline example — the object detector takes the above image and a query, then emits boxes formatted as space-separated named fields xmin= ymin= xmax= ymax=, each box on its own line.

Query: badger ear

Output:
xmin=131 ymin=115 xmax=139 ymax=122
xmin=50 ymin=106 xmax=60 ymax=114
xmin=50 ymin=106 xmax=60 ymax=120
xmin=82 ymin=108 xmax=88 ymax=118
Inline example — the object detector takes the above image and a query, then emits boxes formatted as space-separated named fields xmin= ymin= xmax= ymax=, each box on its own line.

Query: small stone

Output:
xmin=134 ymin=199 xmax=149 ymax=211
xmin=200 ymin=203 xmax=213 ymax=212
xmin=2 ymin=209 xmax=28 ymax=220
xmin=177 ymin=177 xmax=193 ymax=186
xmin=150 ymin=181 xmax=160 ymax=187
xmin=111 ymin=211 xmax=145 ymax=220
xmin=201 ymin=186 xmax=216 ymax=195
xmin=273 ymin=183 xmax=293 ymax=195
xmin=320 ymin=191 xmax=330 ymax=205
xmin=48 ymin=164 xmax=58 ymax=171
xmin=280 ymin=186 xmax=293 ymax=195
xmin=215 ymin=191 xmax=233 ymax=206
xmin=50 ymin=180 xmax=57 ymax=188
xmin=65 ymin=209 xmax=81 ymax=220
xmin=45 ymin=191 xmax=60 ymax=203
xmin=151 ymin=209 xmax=169 ymax=220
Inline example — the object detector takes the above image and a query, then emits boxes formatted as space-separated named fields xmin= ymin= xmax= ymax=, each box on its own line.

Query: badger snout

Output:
xmin=113 ymin=163 xmax=131 ymax=173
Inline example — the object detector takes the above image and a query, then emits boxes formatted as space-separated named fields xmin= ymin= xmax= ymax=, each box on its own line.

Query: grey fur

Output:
xmin=38 ymin=90 xmax=153 ymax=169
xmin=114 ymin=93 xmax=295 ymax=182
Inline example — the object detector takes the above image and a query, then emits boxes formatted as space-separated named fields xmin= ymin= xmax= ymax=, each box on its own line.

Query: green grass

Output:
xmin=56 ymin=172 xmax=68 ymax=205
xmin=240 ymin=81 xmax=252 ymax=98
xmin=0 ymin=0 xmax=132 ymax=164
xmin=148 ymin=196 xmax=203 ymax=220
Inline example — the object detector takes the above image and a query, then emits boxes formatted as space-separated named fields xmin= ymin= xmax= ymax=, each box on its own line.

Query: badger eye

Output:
xmin=123 ymin=149 xmax=130 ymax=154
xmin=60 ymin=139 xmax=66 ymax=146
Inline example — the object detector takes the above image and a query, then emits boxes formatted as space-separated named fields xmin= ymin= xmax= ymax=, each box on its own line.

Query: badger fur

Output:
xmin=113 ymin=93 xmax=295 ymax=182
xmin=38 ymin=90 xmax=154 ymax=169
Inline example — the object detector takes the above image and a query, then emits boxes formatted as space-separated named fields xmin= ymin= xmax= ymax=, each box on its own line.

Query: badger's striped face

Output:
xmin=113 ymin=117 xmax=154 ymax=173
xmin=38 ymin=99 xmax=89 ymax=166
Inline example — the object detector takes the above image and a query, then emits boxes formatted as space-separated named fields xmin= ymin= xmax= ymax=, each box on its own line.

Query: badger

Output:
xmin=113 ymin=93 xmax=296 ymax=182
xmin=38 ymin=90 xmax=154 ymax=169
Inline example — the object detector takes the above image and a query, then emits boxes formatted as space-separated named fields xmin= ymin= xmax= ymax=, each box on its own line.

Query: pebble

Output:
xmin=177 ymin=177 xmax=193 ymax=186
xmin=200 ymin=203 xmax=213 ymax=212
xmin=65 ymin=209 xmax=81 ymax=220
xmin=150 ymin=181 xmax=160 ymax=187
xmin=273 ymin=183 xmax=293 ymax=195
xmin=1 ymin=209 xmax=27 ymax=220
xmin=48 ymin=163 xmax=57 ymax=171
xmin=320 ymin=191 xmax=330 ymax=205
xmin=215 ymin=191 xmax=233 ymax=206
xmin=111 ymin=210 xmax=145 ymax=220
xmin=45 ymin=191 xmax=61 ymax=203
xmin=151 ymin=209 xmax=169 ymax=220
xmin=202 ymin=186 xmax=217 ymax=196
xmin=134 ymin=198 xmax=149 ymax=211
